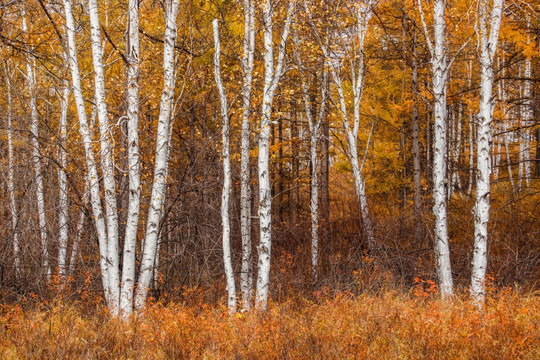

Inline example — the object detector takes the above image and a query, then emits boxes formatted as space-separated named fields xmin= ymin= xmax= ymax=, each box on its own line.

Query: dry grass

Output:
xmin=0 ymin=287 xmax=538 ymax=359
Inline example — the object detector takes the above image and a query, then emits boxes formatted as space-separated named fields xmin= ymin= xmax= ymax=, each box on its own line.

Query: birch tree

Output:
xmin=294 ymin=40 xmax=328 ymax=281
xmin=467 ymin=60 xmax=475 ymax=197
xmin=57 ymin=83 xmax=70 ymax=278
xmin=471 ymin=0 xmax=504 ymax=305
xmin=213 ymin=18 xmax=237 ymax=313
xmin=5 ymin=64 xmax=20 ymax=279
xmin=417 ymin=0 xmax=454 ymax=296
xmin=519 ymin=18 xmax=532 ymax=189
xmin=120 ymin=0 xmax=142 ymax=317
xmin=87 ymin=0 xmax=121 ymax=312
xmin=255 ymin=0 xmax=295 ymax=311
xmin=240 ymin=0 xmax=255 ymax=311
xmin=134 ymin=0 xmax=181 ymax=311
xmin=21 ymin=6 xmax=51 ymax=280
xmin=63 ymin=0 xmax=112 ymax=307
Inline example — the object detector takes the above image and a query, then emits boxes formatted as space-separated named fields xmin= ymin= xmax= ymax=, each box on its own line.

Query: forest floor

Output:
xmin=0 ymin=287 xmax=538 ymax=359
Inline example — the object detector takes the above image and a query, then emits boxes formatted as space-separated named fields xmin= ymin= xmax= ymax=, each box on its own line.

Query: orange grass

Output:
xmin=0 ymin=289 xmax=538 ymax=359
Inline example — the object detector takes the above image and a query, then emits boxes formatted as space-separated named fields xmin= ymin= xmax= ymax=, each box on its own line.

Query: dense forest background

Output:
xmin=0 ymin=0 xmax=538 ymax=310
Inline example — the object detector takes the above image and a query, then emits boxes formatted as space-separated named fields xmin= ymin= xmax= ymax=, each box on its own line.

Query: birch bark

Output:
xmin=240 ymin=0 xmax=255 ymax=311
xmin=5 ymin=64 xmax=20 ymax=279
xmin=255 ymin=0 xmax=295 ymax=311
xmin=57 ymin=84 xmax=70 ymax=278
xmin=120 ymin=0 xmax=141 ymax=317
xmin=134 ymin=0 xmax=180 ymax=311
xmin=295 ymin=44 xmax=328 ymax=281
xmin=471 ymin=0 xmax=504 ymax=305
xmin=63 ymin=0 xmax=111 ymax=306
xmin=467 ymin=61 xmax=475 ymax=196
xmin=417 ymin=0 xmax=453 ymax=296
xmin=521 ymin=22 xmax=532 ymax=188
xmin=213 ymin=18 xmax=237 ymax=313
xmin=88 ymin=0 xmax=120 ymax=312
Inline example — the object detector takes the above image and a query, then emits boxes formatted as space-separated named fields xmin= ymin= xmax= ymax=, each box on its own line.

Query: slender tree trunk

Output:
xmin=5 ymin=64 xmax=20 ymax=279
xmin=120 ymin=0 xmax=141 ymax=317
xmin=213 ymin=18 xmax=237 ymax=313
xmin=521 ymin=23 xmax=532 ymax=187
xmin=418 ymin=0 xmax=453 ymax=296
xmin=468 ymin=109 xmax=476 ymax=195
xmin=134 ymin=0 xmax=180 ymax=311
xmin=255 ymin=0 xmax=294 ymax=311
xmin=240 ymin=0 xmax=255 ymax=310
xmin=320 ymin=117 xmax=330 ymax=263
xmin=63 ymin=0 xmax=111 ymax=305
xmin=291 ymin=109 xmax=299 ymax=225
xmin=88 ymin=0 xmax=120 ymax=313
xmin=296 ymin=44 xmax=329 ymax=282
xmin=471 ymin=0 xmax=504 ymax=305
xmin=57 ymin=84 xmax=70 ymax=278
xmin=467 ymin=61 xmax=476 ymax=196
xmin=21 ymin=9 xmax=50 ymax=280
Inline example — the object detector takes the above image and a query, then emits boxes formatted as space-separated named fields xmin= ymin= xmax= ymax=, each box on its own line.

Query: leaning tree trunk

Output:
xmin=63 ymin=0 xmax=111 ymax=305
xmin=88 ymin=0 xmax=120 ymax=313
xmin=134 ymin=0 xmax=181 ymax=311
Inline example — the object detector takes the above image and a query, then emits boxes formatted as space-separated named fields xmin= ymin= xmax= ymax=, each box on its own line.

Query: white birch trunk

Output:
xmin=240 ymin=0 xmax=255 ymax=311
xmin=213 ymin=19 xmax=237 ymax=313
xmin=88 ymin=0 xmax=120 ymax=313
xmin=255 ymin=0 xmax=295 ymax=311
xmin=468 ymin=107 xmax=475 ymax=196
xmin=21 ymin=10 xmax=51 ymax=280
xmin=57 ymin=84 xmax=71 ymax=278
xmin=63 ymin=0 xmax=111 ymax=305
xmin=418 ymin=0 xmax=453 ymax=296
xmin=120 ymin=0 xmax=141 ymax=317
xmin=134 ymin=0 xmax=180 ymax=311
xmin=296 ymin=44 xmax=328 ymax=282
xmin=521 ymin=33 xmax=532 ymax=187
xmin=5 ymin=64 xmax=20 ymax=279
xmin=471 ymin=0 xmax=504 ymax=305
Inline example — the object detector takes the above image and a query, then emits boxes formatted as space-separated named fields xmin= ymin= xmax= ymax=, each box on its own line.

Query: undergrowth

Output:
xmin=0 ymin=288 xmax=538 ymax=359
